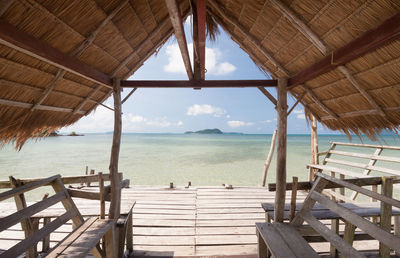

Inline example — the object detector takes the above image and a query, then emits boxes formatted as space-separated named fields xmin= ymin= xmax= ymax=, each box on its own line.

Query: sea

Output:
xmin=1 ymin=133 xmax=400 ymax=188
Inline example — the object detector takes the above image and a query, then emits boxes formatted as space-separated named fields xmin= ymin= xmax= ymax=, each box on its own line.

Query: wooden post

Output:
xmin=289 ymin=176 xmax=298 ymax=222
xmin=310 ymin=115 xmax=319 ymax=180
xmin=274 ymin=78 xmax=288 ymax=222
xmin=380 ymin=177 xmax=393 ymax=258
xmin=262 ymin=130 xmax=277 ymax=187
xmin=98 ymin=172 xmax=105 ymax=219
xmin=109 ymin=78 xmax=122 ymax=220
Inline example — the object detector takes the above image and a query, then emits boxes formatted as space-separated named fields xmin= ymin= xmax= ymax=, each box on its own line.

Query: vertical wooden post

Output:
xmin=380 ymin=177 xmax=393 ymax=258
xmin=289 ymin=176 xmax=298 ymax=222
xmin=310 ymin=115 xmax=319 ymax=180
xmin=262 ymin=130 xmax=277 ymax=187
xmin=109 ymin=78 xmax=122 ymax=220
xmin=274 ymin=78 xmax=288 ymax=222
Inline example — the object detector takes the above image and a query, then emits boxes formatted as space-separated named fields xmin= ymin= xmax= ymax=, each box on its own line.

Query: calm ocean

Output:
xmin=1 ymin=134 xmax=399 ymax=187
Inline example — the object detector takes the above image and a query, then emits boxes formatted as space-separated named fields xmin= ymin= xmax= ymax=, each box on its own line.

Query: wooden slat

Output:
xmin=0 ymin=173 xmax=121 ymax=189
xmin=329 ymin=150 xmax=400 ymax=163
xmin=48 ymin=218 xmax=113 ymax=257
xmin=256 ymin=223 xmax=319 ymax=258
xmin=307 ymin=164 xmax=369 ymax=178
xmin=331 ymin=142 xmax=400 ymax=150
xmin=0 ymin=98 xmax=86 ymax=115
xmin=317 ymin=173 xmax=400 ymax=209
xmin=0 ymin=175 xmax=60 ymax=201
xmin=1 ymin=210 xmax=76 ymax=258
xmin=300 ymin=212 xmax=364 ymax=258
xmin=325 ymin=158 xmax=400 ymax=176
xmin=121 ymin=79 xmax=277 ymax=88
xmin=311 ymin=191 xmax=400 ymax=252
xmin=0 ymin=20 xmax=112 ymax=88
xmin=0 ymin=192 xmax=66 ymax=232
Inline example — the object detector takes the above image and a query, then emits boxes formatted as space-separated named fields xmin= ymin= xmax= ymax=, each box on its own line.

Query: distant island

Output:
xmin=184 ymin=128 xmax=243 ymax=135
xmin=45 ymin=131 xmax=84 ymax=137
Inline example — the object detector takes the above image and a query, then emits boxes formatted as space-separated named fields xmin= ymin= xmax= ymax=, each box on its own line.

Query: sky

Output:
xmin=62 ymin=18 xmax=334 ymax=135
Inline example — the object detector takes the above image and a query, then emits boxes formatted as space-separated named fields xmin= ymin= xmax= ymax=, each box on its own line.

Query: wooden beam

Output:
xmin=270 ymin=0 xmax=330 ymax=55
xmin=191 ymin=0 xmax=201 ymax=81
xmin=337 ymin=66 xmax=386 ymax=116
xmin=257 ymin=87 xmax=277 ymax=106
xmin=121 ymin=88 xmax=137 ymax=104
xmin=288 ymin=12 xmax=400 ymax=88
xmin=109 ymin=78 xmax=122 ymax=220
xmin=301 ymin=85 xmax=339 ymax=119
xmin=121 ymin=79 xmax=277 ymax=88
xmin=0 ymin=20 xmax=113 ymax=88
xmin=112 ymin=16 xmax=171 ymax=77
xmin=30 ymin=70 xmax=66 ymax=111
xmin=73 ymin=85 xmax=102 ymax=114
xmin=196 ymin=0 xmax=206 ymax=80
xmin=271 ymin=0 xmax=386 ymax=118
xmin=274 ymin=78 xmax=288 ymax=222
xmin=0 ymin=97 xmax=85 ymax=114
xmin=165 ymin=0 xmax=194 ymax=80
xmin=321 ymin=106 xmax=400 ymax=121
xmin=208 ymin=1 xmax=290 ymax=76
xmin=0 ymin=0 xmax=15 ymax=16
xmin=287 ymin=92 xmax=305 ymax=116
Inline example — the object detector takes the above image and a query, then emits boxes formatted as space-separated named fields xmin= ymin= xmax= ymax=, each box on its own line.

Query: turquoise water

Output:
xmin=1 ymin=133 xmax=399 ymax=188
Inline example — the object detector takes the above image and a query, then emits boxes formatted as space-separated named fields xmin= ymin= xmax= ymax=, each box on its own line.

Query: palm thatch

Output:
xmin=0 ymin=0 xmax=400 ymax=148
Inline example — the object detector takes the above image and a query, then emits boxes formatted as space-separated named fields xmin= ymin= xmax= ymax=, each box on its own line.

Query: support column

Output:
xmin=310 ymin=115 xmax=319 ymax=180
xmin=274 ymin=78 xmax=288 ymax=222
xmin=109 ymin=78 xmax=122 ymax=219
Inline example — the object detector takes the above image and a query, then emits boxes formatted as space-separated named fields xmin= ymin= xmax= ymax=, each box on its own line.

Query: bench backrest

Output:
xmin=309 ymin=141 xmax=400 ymax=202
xmin=0 ymin=175 xmax=84 ymax=257
xmin=291 ymin=173 xmax=400 ymax=257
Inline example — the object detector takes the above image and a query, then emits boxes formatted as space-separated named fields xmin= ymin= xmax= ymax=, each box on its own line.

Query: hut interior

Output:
xmin=1 ymin=0 xmax=400 ymax=257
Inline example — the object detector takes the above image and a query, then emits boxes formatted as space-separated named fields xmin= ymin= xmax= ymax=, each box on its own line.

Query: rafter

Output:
xmin=0 ymin=98 xmax=85 ymax=115
xmin=165 ymin=0 xmax=193 ymax=80
xmin=288 ymin=12 xmax=400 ymax=88
xmin=0 ymin=0 xmax=15 ymax=16
xmin=0 ymin=20 xmax=112 ymax=87
xmin=111 ymin=15 xmax=171 ymax=77
xmin=208 ymin=1 xmax=289 ymax=76
xmin=121 ymin=80 xmax=277 ymax=88
xmin=73 ymin=85 xmax=102 ymax=114
xmin=257 ymin=87 xmax=277 ymax=106
xmin=321 ymin=106 xmax=400 ymax=121
xmin=192 ymin=0 xmax=206 ymax=80
xmin=29 ymin=1 xmax=128 ymax=113
xmin=301 ymin=85 xmax=339 ymax=119
xmin=272 ymin=0 xmax=386 ymax=117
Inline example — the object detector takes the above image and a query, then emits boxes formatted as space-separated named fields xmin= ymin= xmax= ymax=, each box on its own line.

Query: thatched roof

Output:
xmin=1 ymin=0 xmax=400 ymax=147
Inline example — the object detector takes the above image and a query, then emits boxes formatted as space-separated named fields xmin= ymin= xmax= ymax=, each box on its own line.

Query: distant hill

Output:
xmin=185 ymin=128 xmax=223 ymax=134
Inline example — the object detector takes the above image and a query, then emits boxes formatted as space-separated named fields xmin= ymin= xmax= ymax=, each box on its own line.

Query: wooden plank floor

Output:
xmin=0 ymin=185 xmax=309 ymax=257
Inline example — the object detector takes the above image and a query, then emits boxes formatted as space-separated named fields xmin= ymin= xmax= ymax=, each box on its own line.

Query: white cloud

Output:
xmin=187 ymin=104 xmax=226 ymax=117
xmin=262 ymin=120 xmax=272 ymax=123
xmin=293 ymin=109 xmax=305 ymax=119
xmin=164 ymin=43 xmax=236 ymax=75
xmin=62 ymin=106 xmax=183 ymax=133
xmin=227 ymin=120 xmax=254 ymax=128
xmin=226 ymin=115 xmax=230 ymax=118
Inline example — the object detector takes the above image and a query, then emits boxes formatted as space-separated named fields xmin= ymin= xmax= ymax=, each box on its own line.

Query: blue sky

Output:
xmin=62 ymin=19 xmax=333 ymax=135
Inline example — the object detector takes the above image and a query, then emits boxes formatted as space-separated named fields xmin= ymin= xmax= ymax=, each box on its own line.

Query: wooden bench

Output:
xmin=257 ymin=173 xmax=400 ymax=257
xmin=0 ymin=175 xmax=115 ymax=257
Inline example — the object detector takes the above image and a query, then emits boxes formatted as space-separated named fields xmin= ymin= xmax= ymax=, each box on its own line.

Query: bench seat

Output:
xmin=262 ymin=202 xmax=400 ymax=221
xmin=47 ymin=217 xmax=114 ymax=257
xmin=256 ymin=222 xmax=319 ymax=258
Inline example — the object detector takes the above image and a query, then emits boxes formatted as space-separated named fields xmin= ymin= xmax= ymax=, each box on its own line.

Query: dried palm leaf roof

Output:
xmin=0 ymin=0 xmax=400 ymax=148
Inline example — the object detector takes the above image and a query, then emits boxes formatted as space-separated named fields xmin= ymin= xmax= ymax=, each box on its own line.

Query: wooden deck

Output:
xmin=0 ymin=185 xmax=308 ymax=257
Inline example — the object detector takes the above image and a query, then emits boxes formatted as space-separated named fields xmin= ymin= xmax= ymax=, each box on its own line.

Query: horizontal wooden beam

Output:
xmin=0 ymin=19 xmax=113 ymax=88
xmin=0 ymin=97 xmax=85 ymax=114
xmin=288 ymin=12 xmax=400 ymax=89
xmin=320 ymin=105 xmax=400 ymax=121
xmin=121 ymin=80 xmax=277 ymax=88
